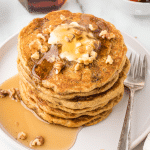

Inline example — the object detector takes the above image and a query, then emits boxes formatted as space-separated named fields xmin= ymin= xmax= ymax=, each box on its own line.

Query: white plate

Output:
xmin=0 ymin=32 xmax=150 ymax=150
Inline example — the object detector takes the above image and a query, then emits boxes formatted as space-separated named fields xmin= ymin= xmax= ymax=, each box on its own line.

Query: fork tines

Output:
xmin=128 ymin=53 xmax=147 ymax=80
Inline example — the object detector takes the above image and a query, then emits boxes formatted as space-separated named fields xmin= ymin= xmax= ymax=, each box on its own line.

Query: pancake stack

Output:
xmin=17 ymin=10 xmax=130 ymax=127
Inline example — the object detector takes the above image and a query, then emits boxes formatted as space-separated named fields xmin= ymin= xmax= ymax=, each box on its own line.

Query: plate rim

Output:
xmin=0 ymin=32 xmax=150 ymax=150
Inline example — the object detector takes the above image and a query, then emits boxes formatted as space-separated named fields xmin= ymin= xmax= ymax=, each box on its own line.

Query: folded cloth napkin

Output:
xmin=143 ymin=133 xmax=150 ymax=150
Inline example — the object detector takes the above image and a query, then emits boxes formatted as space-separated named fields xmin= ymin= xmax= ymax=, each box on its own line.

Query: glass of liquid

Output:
xmin=19 ymin=0 xmax=67 ymax=13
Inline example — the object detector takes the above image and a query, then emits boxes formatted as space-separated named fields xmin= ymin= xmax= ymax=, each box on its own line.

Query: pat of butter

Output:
xmin=48 ymin=23 xmax=99 ymax=64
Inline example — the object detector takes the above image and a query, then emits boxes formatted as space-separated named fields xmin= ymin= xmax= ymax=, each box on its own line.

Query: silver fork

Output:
xmin=117 ymin=53 xmax=147 ymax=150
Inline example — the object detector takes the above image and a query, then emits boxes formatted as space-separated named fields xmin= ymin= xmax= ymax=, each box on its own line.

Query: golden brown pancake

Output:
xmin=18 ymin=10 xmax=127 ymax=94
xmin=17 ymin=10 xmax=130 ymax=127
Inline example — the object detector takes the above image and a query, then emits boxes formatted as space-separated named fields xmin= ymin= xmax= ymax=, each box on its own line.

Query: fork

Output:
xmin=117 ymin=53 xmax=147 ymax=150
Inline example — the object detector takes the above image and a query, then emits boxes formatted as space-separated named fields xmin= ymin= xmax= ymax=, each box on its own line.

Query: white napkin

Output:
xmin=143 ymin=133 xmax=150 ymax=150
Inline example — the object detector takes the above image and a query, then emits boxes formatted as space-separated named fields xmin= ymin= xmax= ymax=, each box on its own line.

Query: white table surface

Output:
xmin=0 ymin=0 xmax=150 ymax=149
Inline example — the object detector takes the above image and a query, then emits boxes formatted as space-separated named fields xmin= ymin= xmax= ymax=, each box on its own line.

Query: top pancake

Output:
xmin=18 ymin=10 xmax=127 ymax=94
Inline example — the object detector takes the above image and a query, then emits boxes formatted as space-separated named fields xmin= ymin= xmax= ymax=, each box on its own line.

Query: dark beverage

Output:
xmin=130 ymin=0 xmax=150 ymax=2
xmin=19 ymin=0 xmax=67 ymax=13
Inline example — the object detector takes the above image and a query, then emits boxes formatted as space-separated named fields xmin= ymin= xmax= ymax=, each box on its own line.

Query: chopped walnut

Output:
xmin=72 ymin=29 xmax=82 ymax=36
xmin=86 ymin=45 xmax=94 ymax=52
xmin=87 ymin=32 xmax=94 ymax=38
xmin=90 ymin=51 xmax=97 ymax=59
xmin=30 ymin=136 xmax=44 ymax=147
xmin=31 ymin=51 xmax=40 ymax=60
xmin=0 ymin=88 xmax=21 ymax=101
xmin=75 ymin=63 xmax=82 ymax=71
xmin=89 ymin=24 xmax=98 ymax=31
xmin=64 ymin=34 xmax=75 ymax=42
xmin=60 ymin=14 xmax=66 ymax=21
xmin=75 ymin=46 xmax=86 ymax=54
xmin=43 ymin=25 xmax=54 ymax=34
xmin=93 ymin=40 xmax=101 ymax=50
xmin=70 ymin=22 xmax=80 ymax=27
xmin=0 ymin=89 xmax=9 ymax=98
xmin=29 ymin=39 xmax=42 ymax=50
xmin=54 ymin=61 xmax=65 ymax=74
xmin=106 ymin=55 xmax=113 ymax=64
xmin=37 ymin=33 xmax=46 ymax=41
xmin=41 ymin=45 xmax=48 ymax=53
xmin=9 ymin=88 xmax=21 ymax=102
xmin=17 ymin=132 xmax=27 ymax=140
xmin=99 ymin=30 xmax=115 ymax=40
xmin=77 ymin=57 xmax=92 ymax=65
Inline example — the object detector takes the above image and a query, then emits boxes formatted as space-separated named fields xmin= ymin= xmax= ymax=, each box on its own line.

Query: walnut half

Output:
xmin=17 ymin=132 xmax=27 ymax=140
xmin=30 ymin=136 xmax=44 ymax=147
xmin=53 ymin=61 xmax=65 ymax=74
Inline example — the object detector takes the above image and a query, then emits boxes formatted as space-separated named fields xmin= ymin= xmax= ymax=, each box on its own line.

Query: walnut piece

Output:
xmin=89 ymin=24 xmax=97 ymax=31
xmin=64 ymin=34 xmax=75 ymax=42
xmin=54 ymin=61 xmax=65 ymax=74
xmin=75 ymin=63 xmax=83 ymax=71
xmin=106 ymin=55 xmax=113 ymax=64
xmin=37 ymin=33 xmax=46 ymax=41
xmin=70 ymin=22 xmax=80 ymax=27
xmin=75 ymin=46 xmax=86 ymax=54
xmin=43 ymin=25 xmax=54 ymax=34
xmin=9 ymin=88 xmax=21 ymax=102
xmin=41 ymin=45 xmax=48 ymax=53
xmin=60 ymin=14 xmax=66 ymax=21
xmin=30 ymin=136 xmax=44 ymax=147
xmin=0 ymin=89 xmax=9 ymax=98
xmin=17 ymin=132 xmax=27 ymax=140
xmin=31 ymin=51 xmax=40 ymax=60
xmin=0 ymin=88 xmax=21 ymax=101
xmin=72 ymin=29 xmax=82 ymax=36
xmin=29 ymin=39 xmax=42 ymax=50
xmin=99 ymin=30 xmax=115 ymax=40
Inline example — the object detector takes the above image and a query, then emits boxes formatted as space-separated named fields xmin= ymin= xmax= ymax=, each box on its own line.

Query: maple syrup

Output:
xmin=19 ymin=0 xmax=67 ymax=13
xmin=0 ymin=75 xmax=80 ymax=150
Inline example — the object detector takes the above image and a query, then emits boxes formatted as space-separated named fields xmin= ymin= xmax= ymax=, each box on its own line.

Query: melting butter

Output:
xmin=48 ymin=23 xmax=99 ymax=63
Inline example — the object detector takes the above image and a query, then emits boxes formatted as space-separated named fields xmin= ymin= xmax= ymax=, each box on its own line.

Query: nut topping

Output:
xmin=60 ymin=14 xmax=66 ymax=21
xmin=37 ymin=33 xmax=46 ymax=41
xmin=75 ymin=63 xmax=82 ymax=71
xmin=64 ymin=34 xmax=75 ymax=42
xmin=17 ymin=132 xmax=27 ymax=140
xmin=72 ymin=29 xmax=82 ymax=35
xmin=29 ymin=39 xmax=42 ymax=50
xmin=43 ymin=25 xmax=54 ymax=34
xmin=99 ymin=30 xmax=115 ymax=40
xmin=70 ymin=22 xmax=80 ymax=27
xmin=9 ymin=88 xmax=21 ymax=102
xmin=54 ymin=61 xmax=65 ymax=74
xmin=89 ymin=24 xmax=98 ymax=31
xmin=0 ymin=88 xmax=21 ymax=102
xmin=0 ymin=89 xmax=9 ymax=98
xmin=31 ymin=51 xmax=40 ymax=60
xmin=41 ymin=45 xmax=48 ymax=53
xmin=106 ymin=55 xmax=113 ymax=64
xmin=75 ymin=46 xmax=86 ymax=54
xmin=30 ymin=136 xmax=44 ymax=147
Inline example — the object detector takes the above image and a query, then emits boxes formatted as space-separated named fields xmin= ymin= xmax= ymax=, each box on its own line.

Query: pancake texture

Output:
xmin=17 ymin=10 xmax=130 ymax=127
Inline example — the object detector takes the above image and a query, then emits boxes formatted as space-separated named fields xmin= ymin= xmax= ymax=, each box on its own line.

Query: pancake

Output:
xmin=17 ymin=10 xmax=130 ymax=127
xmin=17 ymin=10 xmax=127 ymax=94
xmin=20 ymin=88 xmax=123 ymax=118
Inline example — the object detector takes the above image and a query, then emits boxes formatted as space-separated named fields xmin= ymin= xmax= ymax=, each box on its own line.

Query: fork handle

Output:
xmin=117 ymin=89 xmax=135 ymax=150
